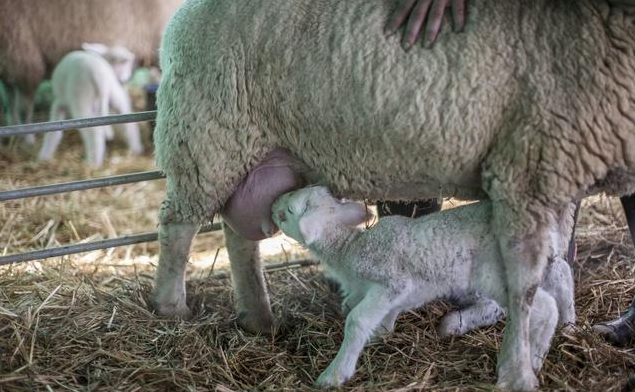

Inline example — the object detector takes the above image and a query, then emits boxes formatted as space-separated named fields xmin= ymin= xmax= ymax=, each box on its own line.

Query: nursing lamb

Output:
xmin=37 ymin=44 xmax=143 ymax=167
xmin=152 ymin=0 xmax=635 ymax=390
xmin=271 ymin=186 xmax=575 ymax=387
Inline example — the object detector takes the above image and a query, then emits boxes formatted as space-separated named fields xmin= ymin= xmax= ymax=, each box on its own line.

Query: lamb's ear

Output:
xmin=298 ymin=211 xmax=326 ymax=246
xmin=337 ymin=202 xmax=370 ymax=227
xmin=82 ymin=43 xmax=108 ymax=55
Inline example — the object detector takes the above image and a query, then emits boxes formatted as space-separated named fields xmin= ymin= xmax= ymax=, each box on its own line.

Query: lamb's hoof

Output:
xmin=315 ymin=367 xmax=350 ymax=388
xmin=129 ymin=146 xmax=144 ymax=155
xmin=496 ymin=367 xmax=538 ymax=391
xmin=530 ymin=354 xmax=545 ymax=374
xmin=560 ymin=323 xmax=575 ymax=335
xmin=237 ymin=311 xmax=276 ymax=335
xmin=436 ymin=312 xmax=463 ymax=338
xmin=23 ymin=134 xmax=36 ymax=145
xmin=322 ymin=274 xmax=341 ymax=293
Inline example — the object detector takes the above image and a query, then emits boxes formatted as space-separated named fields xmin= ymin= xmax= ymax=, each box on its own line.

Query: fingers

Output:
xmin=384 ymin=0 xmax=418 ymax=36
xmin=423 ymin=0 xmax=450 ymax=47
xmin=403 ymin=0 xmax=434 ymax=49
xmin=385 ymin=0 xmax=468 ymax=50
xmin=451 ymin=0 xmax=467 ymax=32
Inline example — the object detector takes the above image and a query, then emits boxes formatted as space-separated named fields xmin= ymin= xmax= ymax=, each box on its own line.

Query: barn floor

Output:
xmin=1 ymin=139 xmax=635 ymax=391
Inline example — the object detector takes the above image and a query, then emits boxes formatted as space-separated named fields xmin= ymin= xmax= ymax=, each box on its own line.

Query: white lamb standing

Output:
xmin=271 ymin=186 xmax=575 ymax=387
xmin=37 ymin=43 xmax=143 ymax=167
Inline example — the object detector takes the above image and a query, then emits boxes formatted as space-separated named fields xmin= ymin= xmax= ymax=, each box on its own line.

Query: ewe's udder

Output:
xmin=221 ymin=149 xmax=302 ymax=241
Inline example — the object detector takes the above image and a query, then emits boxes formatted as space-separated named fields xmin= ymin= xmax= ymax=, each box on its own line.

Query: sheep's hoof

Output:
xmin=496 ymin=366 xmax=538 ymax=391
xmin=237 ymin=311 xmax=276 ymax=335
xmin=153 ymin=301 xmax=193 ymax=320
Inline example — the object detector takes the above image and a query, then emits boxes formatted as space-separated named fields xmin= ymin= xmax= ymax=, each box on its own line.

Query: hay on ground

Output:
xmin=1 ymin=140 xmax=635 ymax=391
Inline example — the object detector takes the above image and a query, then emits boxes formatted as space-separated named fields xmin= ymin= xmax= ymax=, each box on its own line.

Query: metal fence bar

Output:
xmin=211 ymin=259 xmax=320 ymax=279
xmin=0 ymin=223 xmax=221 ymax=266
xmin=0 ymin=170 xmax=165 ymax=201
xmin=0 ymin=111 xmax=157 ymax=137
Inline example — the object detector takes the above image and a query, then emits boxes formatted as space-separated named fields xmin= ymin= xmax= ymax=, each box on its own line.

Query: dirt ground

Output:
xmin=1 ymin=137 xmax=634 ymax=391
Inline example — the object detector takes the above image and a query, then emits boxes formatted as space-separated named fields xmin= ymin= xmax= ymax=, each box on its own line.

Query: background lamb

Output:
xmin=271 ymin=186 xmax=575 ymax=387
xmin=0 ymin=0 xmax=183 ymax=128
xmin=37 ymin=44 xmax=144 ymax=168
xmin=153 ymin=0 xmax=635 ymax=389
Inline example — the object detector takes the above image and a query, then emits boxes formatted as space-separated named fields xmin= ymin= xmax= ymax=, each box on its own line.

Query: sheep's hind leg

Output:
xmin=152 ymin=221 xmax=199 ymax=318
xmin=223 ymin=222 xmax=275 ymax=334
xmin=491 ymin=202 xmax=553 ymax=392
xmin=437 ymin=298 xmax=505 ymax=338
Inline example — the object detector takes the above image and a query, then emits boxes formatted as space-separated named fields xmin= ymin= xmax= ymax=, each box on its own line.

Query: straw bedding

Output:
xmin=1 ymin=140 xmax=634 ymax=391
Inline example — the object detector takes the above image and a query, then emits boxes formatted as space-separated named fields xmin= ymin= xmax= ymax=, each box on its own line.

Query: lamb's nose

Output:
xmin=277 ymin=210 xmax=286 ymax=222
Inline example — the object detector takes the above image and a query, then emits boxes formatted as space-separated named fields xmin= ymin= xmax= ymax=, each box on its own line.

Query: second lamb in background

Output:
xmin=271 ymin=186 xmax=575 ymax=387
xmin=37 ymin=43 xmax=143 ymax=167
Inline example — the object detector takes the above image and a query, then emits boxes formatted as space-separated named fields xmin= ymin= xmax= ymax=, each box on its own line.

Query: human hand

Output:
xmin=385 ymin=0 xmax=468 ymax=50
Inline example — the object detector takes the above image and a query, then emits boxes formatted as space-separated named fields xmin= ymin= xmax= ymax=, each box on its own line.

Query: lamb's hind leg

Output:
xmin=437 ymin=297 xmax=506 ymax=338
xmin=223 ymin=222 xmax=274 ymax=334
xmin=528 ymin=288 xmax=558 ymax=373
xmin=38 ymin=100 xmax=66 ymax=160
xmin=542 ymin=256 xmax=575 ymax=329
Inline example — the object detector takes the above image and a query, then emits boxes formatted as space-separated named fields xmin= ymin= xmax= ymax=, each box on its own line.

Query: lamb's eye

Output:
xmin=287 ymin=207 xmax=293 ymax=214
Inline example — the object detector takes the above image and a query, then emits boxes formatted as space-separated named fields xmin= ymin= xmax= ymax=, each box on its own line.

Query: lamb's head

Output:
xmin=271 ymin=186 xmax=369 ymax=246
xmin=82 ymin=43 xmax=136 ymax=83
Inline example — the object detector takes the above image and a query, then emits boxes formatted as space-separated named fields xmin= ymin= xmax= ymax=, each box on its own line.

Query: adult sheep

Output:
xmin=0 ymin=0 xmax=184 ymax=126
xmin=152 ymin=0 xmax=635 ymax=390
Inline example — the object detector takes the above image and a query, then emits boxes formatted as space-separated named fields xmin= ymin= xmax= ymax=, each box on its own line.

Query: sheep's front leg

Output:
xmin=493 ymin=202 xmax=552 ymax=392
xmin=152 ymin=221 xmax=199 ymax=318
xmin=437 ymin=298 xmax=505 ymax=338
xmin=223 ymin=222 xmax=275 ymax=334
xmin=316 ymin=287 xmax=395 ymax=387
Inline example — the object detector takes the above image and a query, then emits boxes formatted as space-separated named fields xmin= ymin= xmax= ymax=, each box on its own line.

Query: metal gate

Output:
xmin=0 ymin=111 xmax=221 ymax=266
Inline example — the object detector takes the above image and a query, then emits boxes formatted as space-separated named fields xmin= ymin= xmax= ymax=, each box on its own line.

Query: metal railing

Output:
xmin=0 ymin=111 xmax=157 ymax=137
xmin=0 ymin=111 xmax=226 ymax=266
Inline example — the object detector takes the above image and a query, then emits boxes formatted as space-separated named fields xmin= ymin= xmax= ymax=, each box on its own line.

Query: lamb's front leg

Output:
xmin=223 ymin=223 xmax=275 ymax=334
xmin=437 ymin=297 xmax=505 ymax=338
xmin=316 ymin=287 xmax=397 ymax=387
